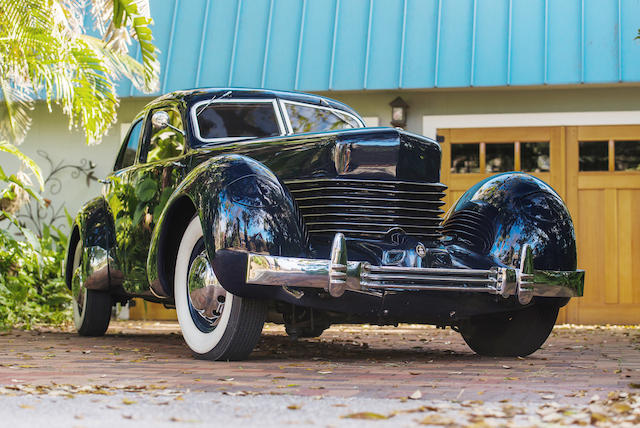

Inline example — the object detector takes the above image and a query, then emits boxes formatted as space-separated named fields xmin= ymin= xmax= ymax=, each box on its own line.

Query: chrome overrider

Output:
xmin=246 ymin=233 xmax=585 ymax=304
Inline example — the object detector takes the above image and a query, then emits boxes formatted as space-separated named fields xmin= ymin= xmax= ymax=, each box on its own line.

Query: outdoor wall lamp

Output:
xmin=389 ymin=96 xmax=409 ymax=128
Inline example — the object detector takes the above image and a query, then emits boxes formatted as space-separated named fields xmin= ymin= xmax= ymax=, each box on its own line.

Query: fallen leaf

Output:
xmin=611 ymin=403 xmax=631 ymax=413
xmin=342 ymin=412 xmax=389 ymax=420
xmin=590 ymin=412 xmax=609 ymax=424
xmin=419 ymin=414 xmax=456 ymax=426
xmin=19 ymin=404 xmax=34 ymax=410
xmin=287 ymin=405 xmax=301 ymax=410
xmin=122 ymin=398 xmax=137 ymax=405
xmin=409 ymin=390 xmax=422 ymax=400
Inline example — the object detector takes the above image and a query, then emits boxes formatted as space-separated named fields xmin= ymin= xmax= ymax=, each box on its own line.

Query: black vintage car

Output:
xmin=65 ymin=88 xmax=584 ymax=360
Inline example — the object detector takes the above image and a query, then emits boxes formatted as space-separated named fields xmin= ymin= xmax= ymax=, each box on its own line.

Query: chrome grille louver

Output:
xmin=442 ymin=208 xmax=495 ymax=254
xmin=285 ymin=178 xmax=446 ymax=241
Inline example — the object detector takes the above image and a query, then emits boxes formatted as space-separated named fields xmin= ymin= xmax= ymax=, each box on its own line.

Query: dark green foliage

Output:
xmin=0 ymin=218 xmax=71 ymax=329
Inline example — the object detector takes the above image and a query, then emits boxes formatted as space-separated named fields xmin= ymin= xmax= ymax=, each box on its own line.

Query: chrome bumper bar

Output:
xmin=246 ymin=233 xmax=584 ymax=305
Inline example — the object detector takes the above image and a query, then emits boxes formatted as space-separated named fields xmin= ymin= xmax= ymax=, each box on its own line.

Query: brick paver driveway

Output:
xmin=0 ymin=322 xmax=638 ymax=403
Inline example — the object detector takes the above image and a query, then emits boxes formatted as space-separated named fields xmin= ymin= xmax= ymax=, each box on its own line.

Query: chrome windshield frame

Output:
xmin=190 ymin=98 xmax=287 ymax=144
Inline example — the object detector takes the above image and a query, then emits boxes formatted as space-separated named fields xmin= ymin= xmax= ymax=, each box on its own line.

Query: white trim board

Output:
xmin=422 ymin=111 xmax=640 ymax=139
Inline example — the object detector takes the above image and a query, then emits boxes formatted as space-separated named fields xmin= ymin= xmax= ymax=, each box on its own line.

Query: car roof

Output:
xmin=150 ymin=87 xmax=361 ymax=118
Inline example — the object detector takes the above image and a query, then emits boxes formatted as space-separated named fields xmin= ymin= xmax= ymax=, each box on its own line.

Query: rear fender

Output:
xmin=147 ymin=154 xmax=307 ymax=298
xmin=65 ymin=197 xmax=117 ymax=292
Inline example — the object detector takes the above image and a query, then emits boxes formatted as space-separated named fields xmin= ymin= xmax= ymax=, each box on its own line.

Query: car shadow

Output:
xmin=36 ymin=328 xmax=545 ymax=363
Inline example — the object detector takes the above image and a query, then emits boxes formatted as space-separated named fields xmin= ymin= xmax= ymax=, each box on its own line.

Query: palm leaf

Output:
xmin=100 ymin=0 xmax=159 ymax=92
xmin=0 ymin=140 xmax=43 ymax=189
xmin=0 ymin=79 xmax=33 ymax=145
xmin=80 ymin=35 xmax=147 ymax=92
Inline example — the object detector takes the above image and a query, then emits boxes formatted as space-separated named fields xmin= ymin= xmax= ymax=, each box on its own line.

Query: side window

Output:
xmin=142 ymin=107 xmax=185 ymax=163
xmin=284 ymin=102 xmax=360 ymax=134
xmin=114 ymin=119 xmax=143 ymax=170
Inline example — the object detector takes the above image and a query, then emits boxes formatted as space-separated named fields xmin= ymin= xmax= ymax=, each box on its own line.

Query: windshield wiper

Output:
xmin=195 ymin=90 xmax=232 ymax=117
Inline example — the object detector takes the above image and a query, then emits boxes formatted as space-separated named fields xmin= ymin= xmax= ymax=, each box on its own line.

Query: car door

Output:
xmin=104 ymin=117 xmax=144 ymax=293
xmin=119 ymin=104 xmax=188 ymax=295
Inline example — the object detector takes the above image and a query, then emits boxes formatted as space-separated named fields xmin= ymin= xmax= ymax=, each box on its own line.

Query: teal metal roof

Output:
xmin=120 ymin=0 xmax=640 ymax=96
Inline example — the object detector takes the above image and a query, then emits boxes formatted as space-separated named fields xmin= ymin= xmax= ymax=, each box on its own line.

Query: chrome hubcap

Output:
xmin=71 ymin=241 xmax=86 ymax=318
xmin=187 ymin=251 xmax=226 ymax=332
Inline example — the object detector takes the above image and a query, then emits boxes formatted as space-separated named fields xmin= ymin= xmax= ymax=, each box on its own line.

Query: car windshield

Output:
xmin=193 ymin=102 xmax=281 ymax=143
xmin=283 ymin=102 xmax=361 ymax=134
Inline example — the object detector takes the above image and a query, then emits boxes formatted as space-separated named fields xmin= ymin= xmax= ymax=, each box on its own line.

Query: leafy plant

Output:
xmin=0 ymin=0 xmax=160 ymax=328
xmin=0 ymin=213 xmax=71 ymax=329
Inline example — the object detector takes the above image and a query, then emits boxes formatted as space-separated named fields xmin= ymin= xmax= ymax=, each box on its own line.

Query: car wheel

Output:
xmin=174 ymin=216 xmax=267 ymax=361
xmin=71 ymin=240 xmax=112 ymax=336
xmin=458 ymin=303 xmax=559 ymax=357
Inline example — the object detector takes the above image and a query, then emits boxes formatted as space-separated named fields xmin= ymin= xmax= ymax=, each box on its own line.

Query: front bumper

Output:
xmin=246 ymin=234 xmax=584 ymax=305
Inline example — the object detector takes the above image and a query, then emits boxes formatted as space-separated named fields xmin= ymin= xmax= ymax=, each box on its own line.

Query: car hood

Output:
xmin=188 ymin=127 xmax=442 ymax=183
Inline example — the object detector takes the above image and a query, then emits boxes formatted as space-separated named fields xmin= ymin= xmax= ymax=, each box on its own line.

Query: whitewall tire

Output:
xmin=174 ymin=216 xmax=267 ymax=361
xmin=72 ymin=240 xmax=112 ymax=336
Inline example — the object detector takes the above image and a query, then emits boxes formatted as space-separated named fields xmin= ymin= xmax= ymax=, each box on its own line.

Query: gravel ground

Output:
xmin=1 ymin=388 xmax=638 ymax=427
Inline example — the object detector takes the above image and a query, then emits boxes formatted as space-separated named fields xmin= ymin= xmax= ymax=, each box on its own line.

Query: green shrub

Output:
xmin=0 ymin=219 xmax=71 ymax=329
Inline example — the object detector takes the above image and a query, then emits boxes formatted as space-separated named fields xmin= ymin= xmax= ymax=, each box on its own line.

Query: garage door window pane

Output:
xmin=521 ymin=142 xmax=550 ymax=172
xmin=451 ymin=144 xmax=479 ymax=173
xmin=486 ymin=143 xmax=514 ymax=172
xmin=615 ymin=140 xmax=640 ymax=171
xmin=579 ymin=141 xmax=608 ymax=171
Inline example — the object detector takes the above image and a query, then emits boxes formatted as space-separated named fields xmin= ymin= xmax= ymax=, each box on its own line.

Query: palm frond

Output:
xmin=0 ymin=140 xmax=43 ymax=189
xmin=80 ymin=35 xmax=147 ymax=92
xmin=102 ymin=0 xmax=159 ymax=92
xmin=0 ymin=78 xmax=34 ymax=145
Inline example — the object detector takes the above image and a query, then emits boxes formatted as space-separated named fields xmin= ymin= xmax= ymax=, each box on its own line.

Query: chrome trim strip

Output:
xmin=362 ymin=274 xmax=496 ymax=284
xmin=366 ymin=266 xmax=495 ymax=275
xmin=295 ymin=204 xmax=444 ymax=214
xmin=306 ymin=229 xmax=442 ymax=238
xmin=293 ymin=195 xmax=445 ymax=204
xmin=245 ymin=233 xmax=585 ymax=301
xmin=301 ymin=212 xmax=441 ymax=221
xmin=305 ymin=221 xmax=442 ymax=228
xmin=285 ymin=178 xmax=447 ymax=189
xmin=362 ymin=284 xmax=496 ymax=292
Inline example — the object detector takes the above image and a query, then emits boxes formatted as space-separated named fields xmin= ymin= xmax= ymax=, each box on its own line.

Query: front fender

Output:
xmin=148 ymin=154 xmax=307 ymax=298
xmin=443 ymin=173 xmax=577 ymax=273
xmin=64 ymin=197 xmax=117 ymax=292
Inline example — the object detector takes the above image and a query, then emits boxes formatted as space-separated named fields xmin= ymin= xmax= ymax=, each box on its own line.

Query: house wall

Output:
xmin=321 ymin=85 xmax=640 ymax=135
xmin=0 ymin=99 xmax=152 ymax=234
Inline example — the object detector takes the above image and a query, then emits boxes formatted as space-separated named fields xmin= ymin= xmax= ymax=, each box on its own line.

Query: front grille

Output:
xmin=442 ymin=208 xmax=494 ymax=254
xmin=284 ymin=178 xmax=446 ymax=241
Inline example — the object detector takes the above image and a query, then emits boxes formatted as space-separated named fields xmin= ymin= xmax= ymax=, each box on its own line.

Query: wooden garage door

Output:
xmin=439 ymin=125 xmax=640 ymax=324
xmin=565 ymin=125 xmax=640 ymax=324
xmin=438 ymin=127 xmax=565 ymax=210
